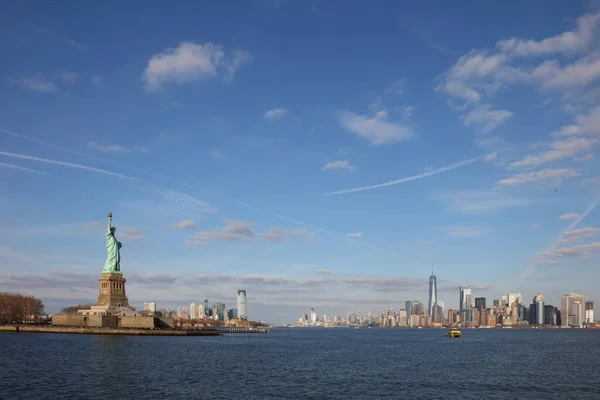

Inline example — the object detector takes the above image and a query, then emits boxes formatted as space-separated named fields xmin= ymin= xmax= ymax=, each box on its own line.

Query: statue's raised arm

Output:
xmin=103 ymin=212 xmax=122 ymax=273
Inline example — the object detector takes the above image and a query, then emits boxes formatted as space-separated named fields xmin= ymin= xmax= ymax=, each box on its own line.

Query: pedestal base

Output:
xmin=96 ymin=272 xmax=130 ymax=308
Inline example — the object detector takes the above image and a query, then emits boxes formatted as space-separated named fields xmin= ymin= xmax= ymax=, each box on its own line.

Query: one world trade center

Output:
xmin=428 ymin=269 xmax=437 ymax=317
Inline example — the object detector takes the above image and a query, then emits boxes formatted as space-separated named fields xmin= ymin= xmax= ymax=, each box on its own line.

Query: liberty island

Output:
xmin=44 ymin=212 xmax=218 ymax=335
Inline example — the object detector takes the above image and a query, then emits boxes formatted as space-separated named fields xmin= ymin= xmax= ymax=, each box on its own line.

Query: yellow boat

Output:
xmin=447 ymin=328 xmax=462 ymax=338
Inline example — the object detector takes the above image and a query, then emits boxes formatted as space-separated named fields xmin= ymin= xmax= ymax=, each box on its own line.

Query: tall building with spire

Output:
xmin=428 ymin=269 xmax=438 ymax=317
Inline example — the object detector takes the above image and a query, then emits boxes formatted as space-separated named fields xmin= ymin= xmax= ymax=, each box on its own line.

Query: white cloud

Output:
xmin=7 ymin=73 xmax=58 ymax=93
xmin=558 ymin=212 xmax=580 ymax=220
xmin=531 ymin=224 xmax=540 ymax=229
xmin=437 ymin=81 xmax=481 ymax=104
xmin=558 ymin=105 xmax=600 ymax=137
xmin=439 ymin=11 xmax=600 ymax=150
xmin=433 ymin=190 xmax=530 ymax=214
xmin=385 ymin=78 xmax=407 ymax=95
xmin=264 ymin=108 xmax=288 ymax=121
xmin=322 ymin=160 xmax=354 ymax=170
xmin=210 ymin=150 xmax=224 ymax=160
xmin=53 ymin=70 xmax=78 ymax=85
xmin=532 ymin=55 xmax=600 ymax=91
xmin=116 ymin=226 xmax=144 ymax=241
xmin=497 ymin=168 xmax=581 ymax=186
xmin=187 ymin=219 xmax=255 ymax=246
xmin=315 ymin=268 xmax=331 ymax=274
xmin=224 ymin=50 xmax=252 ymax=83
xmin=559 ymin=227 xmax=600 ymax=242
xmin=463 ymin=104 xmax=513 ymax=132
xmin=65 ymin=38 xmax=88 ymax=51
xmin=170 ymin=220 xmax=197 ymax=230
xmin=263 ymin=227 xmax=314 ymax=243
xmin=510 ymin=137 xmax=596 ymax=167
xmin=7 ymin=70 xmax=78 ymax=93
xmin=186 ymin=220 xmax=314 ymax=245
xmin=497 ymin=13 xmax=599 ymax=56
xmin=346 ymin=232 xmax=363 ymax=237
xmin=540 ymin=241 xmax=600 ymax=259
xmin=398 ymin=105 xmax=416 ymax=118
xmin=446 ymin=224 xmax=487 ymax=238
xmin=142 ymin=42 xmax=250 ymax=91
xmin=339 ymin=111 xmax=413 ymax=145
xmin=484 ymin=152 xmax=498 ymax=162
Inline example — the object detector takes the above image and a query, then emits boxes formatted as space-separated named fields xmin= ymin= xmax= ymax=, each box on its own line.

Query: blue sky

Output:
xmin=1 ymin=0 xmax=600 ymax=323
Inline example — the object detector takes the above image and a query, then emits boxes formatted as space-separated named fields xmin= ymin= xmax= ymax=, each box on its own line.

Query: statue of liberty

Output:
xmin=103 ymin=212 xmax=122 ymax=273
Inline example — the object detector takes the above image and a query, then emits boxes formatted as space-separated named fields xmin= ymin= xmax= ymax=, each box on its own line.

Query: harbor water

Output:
xmin=1 ymin=328 xmax=598 ymax=399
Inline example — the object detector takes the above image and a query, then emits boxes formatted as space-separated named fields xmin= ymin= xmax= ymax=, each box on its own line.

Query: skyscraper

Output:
xmin=405 ymin=300 xmax=417 ymax=319
xmin=561 ymin=293 xmax=585 ymax=327
xmin=534 ymin=293 xmax=544 ymax=325
xmin=190 ymin=302 xmax=196 ymax=320
xmin=459 ymin=286 xmax=472 ymax=315
xmin=508 ymin=292 xmax=522 ymax=307
xmin=428 ymin=269 xmax=438 ymax=317
xmin=204 ymin=298 xmax=209 ymax=317
xmin=585 ymin=301 xmax=594 ymax=324
xmin=310 ymin=308 xmax=317 ymax=324
xmin=475 ymin=297 xmax=486 ymax=310
xmin=237 ymin=289 xmax=247 ymax=320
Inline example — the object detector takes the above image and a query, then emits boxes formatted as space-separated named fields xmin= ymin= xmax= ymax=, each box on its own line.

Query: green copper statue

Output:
xmin=103 ymin=212 xmax=122 ymax=273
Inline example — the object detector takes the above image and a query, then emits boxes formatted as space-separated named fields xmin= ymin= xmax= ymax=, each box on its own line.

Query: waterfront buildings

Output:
xmin=190 ymin=303 xmax=196 ymax=320
xmin=459 ymin=286 xmax=471 ymax=317
xmin=475 ymin=297 xmax=486 ymax=310
xmin=561 ymin=293 xmax=585 ymax=327
xmin=586 ymin=301 xmax=594 ymax=324
xmin=530 ymin=294 xmax=544 ymax=325
xmin=508 ymin=293 xmax=521 ymax=307
xmin=237 ymin=290 xmax=247 ymax=320
xmin=287 ymin=271 xmax=592 ymax=328
xmin=428 ymin=270 xmax=437 ymax=317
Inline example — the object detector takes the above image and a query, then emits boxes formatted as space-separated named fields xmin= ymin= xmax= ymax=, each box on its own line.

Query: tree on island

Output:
xmin=60 ymin=304 xmax=94 ymax=314
xmin=0 ymin=293 xmax=45 ymax=324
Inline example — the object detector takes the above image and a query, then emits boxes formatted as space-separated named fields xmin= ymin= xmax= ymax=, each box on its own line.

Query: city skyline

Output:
xmin=1 ymin=2 xmax=600 ymax=324
xmin=291 ymin=292 xmax=594 ymax=327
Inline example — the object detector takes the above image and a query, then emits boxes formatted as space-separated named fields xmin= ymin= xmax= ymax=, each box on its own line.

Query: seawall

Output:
xmin=0 ymin=325 xmax=220 ymax=336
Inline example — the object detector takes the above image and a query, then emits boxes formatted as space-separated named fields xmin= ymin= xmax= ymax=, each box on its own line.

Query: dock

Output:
xmin=217 ymin=326 xmax=271 ymax=334
xmin=0 ymin=325 xmax=220 ymax=336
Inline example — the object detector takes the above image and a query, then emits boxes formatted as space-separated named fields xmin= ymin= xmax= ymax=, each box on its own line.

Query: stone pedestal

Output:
xmin=96 ymin=272 xmax=130 ymax=308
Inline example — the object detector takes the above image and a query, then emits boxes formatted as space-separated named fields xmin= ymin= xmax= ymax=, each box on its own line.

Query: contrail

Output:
xmin=0 ymin=151 xmax=139 ymax=180
xmin=0 ymin=127 xmax=146 ymax=173
xmin=324 ymin=155 xmax=487 ymax=196
xmin=0 ymin=127 xmax=428 ymax=265
xmin=0 ymin=161 xmax=45 ymax=174
xmin=520 ymin=199 xmax=599 ymax=279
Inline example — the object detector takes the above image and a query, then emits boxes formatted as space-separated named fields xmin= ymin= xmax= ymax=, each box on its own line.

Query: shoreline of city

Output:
xmin=288 ymin=272 xmax=597 ymax=329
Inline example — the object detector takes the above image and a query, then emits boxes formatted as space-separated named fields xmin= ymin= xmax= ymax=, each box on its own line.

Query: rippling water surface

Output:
xmin=1 ymin=328 xmax=598 ymax=399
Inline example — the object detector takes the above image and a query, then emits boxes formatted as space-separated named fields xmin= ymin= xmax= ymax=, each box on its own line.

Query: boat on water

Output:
xmin=355 ymin=326 xmax=360 ymax=330
xmin=447 ymin=328 xmax=462 ymax=338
